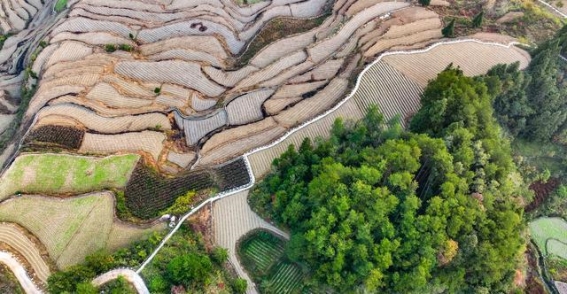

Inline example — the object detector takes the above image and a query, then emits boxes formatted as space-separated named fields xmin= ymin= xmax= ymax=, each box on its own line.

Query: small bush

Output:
xmin=118 ymin=44 xmax=133 ymax=52
xmin=232 ymin=278 xmax=247 ymax=294
xmin=104 ymin=44 xmax=117 ymax=53
xmin=154 ymin=87 xmax=161 ymax=94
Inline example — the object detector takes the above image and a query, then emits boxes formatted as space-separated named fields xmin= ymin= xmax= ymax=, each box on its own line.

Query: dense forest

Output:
xmin=250 ymin=68 xmax=526 ymax=292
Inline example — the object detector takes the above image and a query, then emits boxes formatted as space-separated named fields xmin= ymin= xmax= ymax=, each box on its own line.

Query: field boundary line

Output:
xmin=135 ymin=38 xmax=522 ymax=275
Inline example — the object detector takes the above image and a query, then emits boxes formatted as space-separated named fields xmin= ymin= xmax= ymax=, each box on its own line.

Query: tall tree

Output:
xmin=472 ymin=11 xmax=484 ymax=28
xmin=442 ymin=19 xmax=455 ymax=38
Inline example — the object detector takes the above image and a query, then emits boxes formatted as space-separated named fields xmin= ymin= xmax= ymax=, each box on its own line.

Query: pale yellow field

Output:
xmin=0 ymin=193 xmax=165 ymax=269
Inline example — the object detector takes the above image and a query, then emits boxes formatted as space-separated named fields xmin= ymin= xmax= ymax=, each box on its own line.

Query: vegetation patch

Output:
xmin=25 ymin=125 xmax=85 ymax=150
xmin=529 ymin=217 xmax=567 ymax=256
xmin=234 ymin=14 xmax=329 ymax=67
xmin=238 ymin=230 xmax=305 ymax=294
xmin=124 ymin=160 xmax=215 ymax=219
xmin=141 ymin=223 xmax=246 ymax=294
xmin=48 ymin=232 xmax=165 ymax=293
xmin=250 ymin=68 xmax=526 ymax=292
xmin=0 ymin=153 xmax=139 ymax=200
xmin=0 ymin=263 xmax=24 ymax=294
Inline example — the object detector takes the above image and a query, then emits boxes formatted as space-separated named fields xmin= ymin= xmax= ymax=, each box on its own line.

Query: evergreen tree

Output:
xmin=442 ymin=19 xmax=455 ymax=38
xmin=472 ymin=11 xmax=484 ymax=28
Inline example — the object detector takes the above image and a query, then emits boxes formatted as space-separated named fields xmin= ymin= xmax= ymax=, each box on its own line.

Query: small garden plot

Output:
xmin=0 ymin=153 xmax=139 ymax=200
xmin=25 ymin=125 xmax=85 ymax=149
xmin=213 ymin=157 xmax=251 ymax=190
xmin=529 ymin=217 xmax=567 ymax=256
xmin=239 ymin=231 xmax=285 ymax=275
xmin=238 ymin=230 xmax=306 ymax=293
xmin=124 ymin=160 xmax=216 ymax=218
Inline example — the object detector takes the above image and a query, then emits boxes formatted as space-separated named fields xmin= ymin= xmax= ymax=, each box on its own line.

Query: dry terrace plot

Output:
xmin=0 ymin=153 xmax=139 ymax=200
xmin=0 ymin=192 xmax=165 ymax=269
xmin=382 ymin=41 xmax=531 ymax=87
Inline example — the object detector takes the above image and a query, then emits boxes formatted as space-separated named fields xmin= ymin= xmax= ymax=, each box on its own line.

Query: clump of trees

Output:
xmin=487 ymin=26 xmax=567 ymax=143
xmin=250 ymin=68 xmax=525 ymax=292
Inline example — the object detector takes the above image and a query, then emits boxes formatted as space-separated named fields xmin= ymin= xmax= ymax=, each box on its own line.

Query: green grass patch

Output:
xmin=513 ymin=138 xmax=567 ymax=177
xmin=0 ymin=153 xmax=140 ymax=199
xmin=548 ymin=239 xmax=567 ymax=260
xmin=54 ymin=0 xmax=67 ymax=12
xmin=238 ymin=230 xmax=306 ymax=293
xmin=529 ymin=217 xmax=567 ymax=256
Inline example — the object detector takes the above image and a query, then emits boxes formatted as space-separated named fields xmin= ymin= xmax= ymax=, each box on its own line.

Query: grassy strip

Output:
xmin=0 ymin=153 xmax=140 ymax=199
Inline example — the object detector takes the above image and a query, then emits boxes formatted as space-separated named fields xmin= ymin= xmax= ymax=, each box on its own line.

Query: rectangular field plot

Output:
xmin=0 ymin=153 xmax=139 ymax=199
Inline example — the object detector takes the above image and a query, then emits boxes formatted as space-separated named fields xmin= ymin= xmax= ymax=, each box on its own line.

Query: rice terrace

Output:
xmin=0 ymin=0 xmax=565 ymax=292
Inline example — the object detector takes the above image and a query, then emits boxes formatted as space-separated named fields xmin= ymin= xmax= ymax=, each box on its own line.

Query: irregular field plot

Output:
xmin=529 ymin=217 xmax=567 ymax=256
xmin=238 ymin=230 xmax=304 ymax=293
xmin=0 ymin=193 xmax=164 ymax=269
xmin=0 ymin=153 xmax=139 ymax=200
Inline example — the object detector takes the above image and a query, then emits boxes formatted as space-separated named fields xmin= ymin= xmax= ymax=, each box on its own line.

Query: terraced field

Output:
xmin=0 ymin=0 xmax=539 ymax=291
xmin=0 ymin=192 xmax=165 ymax=269
xmin=0 ymin=223 xmax=51 ymax=285
xmin=0 ymin=153 xmax=139 ymax=200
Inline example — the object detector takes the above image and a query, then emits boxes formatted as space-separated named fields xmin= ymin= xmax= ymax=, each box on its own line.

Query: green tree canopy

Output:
xmin=250 ymin=68 xmax=524 ymax=293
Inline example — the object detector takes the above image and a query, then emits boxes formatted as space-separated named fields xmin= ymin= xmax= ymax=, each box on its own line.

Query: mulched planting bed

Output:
xmin=25 ymin=125 xmax=84 ymax=149
xmin=214 ymin=157 xmax=250 ymax=190
xmin=526 ymin=178 xmax=561 ymax=212
xmin=125 ymin=160 xmax=216 ymax=219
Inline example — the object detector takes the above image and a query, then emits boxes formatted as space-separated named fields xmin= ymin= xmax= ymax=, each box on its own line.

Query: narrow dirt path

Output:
xmin=0 ymin=251 xmax=42 ymax=294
